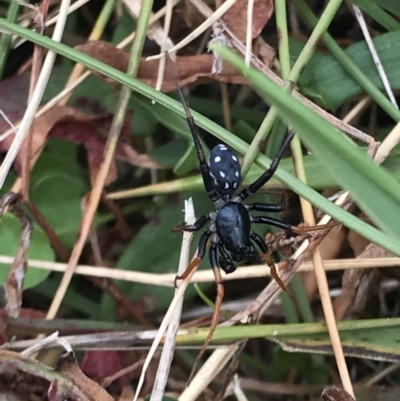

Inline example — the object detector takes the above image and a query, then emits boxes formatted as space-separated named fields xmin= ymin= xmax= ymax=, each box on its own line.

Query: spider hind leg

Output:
xmin=187 ymin=240 xmax=225 ymax=384
xmin=250 ymin=232 xmax=290 ymax=295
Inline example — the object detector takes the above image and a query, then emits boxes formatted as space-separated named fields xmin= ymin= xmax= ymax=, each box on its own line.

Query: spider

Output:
xmin=171 ymin=75 xmax=299 ymax=382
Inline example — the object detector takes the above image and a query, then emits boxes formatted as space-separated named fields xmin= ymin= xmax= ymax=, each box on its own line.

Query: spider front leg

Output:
xmin=174 ymin=228 xmax=212 ymax=288
xmin=250 ymin=232 xmax=290 ymax=295
xmin=251 ymin=215 xmax=326 ymax=236
xmin=171 ymin=72 xmax=221 ymax=205
xmin=187 ymin=239 xmax=225 ymax=384
xmin=238 ymin=130 xmax=295 ymax=201
xmin=248 ymin=202 xmax=284 ymax=213
xmin=251 ymin=215 xmax=293 ymax=231
xmin=172 ymin=213 xmax=210 ymax=233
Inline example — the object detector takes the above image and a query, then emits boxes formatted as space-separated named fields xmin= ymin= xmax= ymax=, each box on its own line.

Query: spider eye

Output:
xmin=208 ymin=144 xmax=241 ymax=196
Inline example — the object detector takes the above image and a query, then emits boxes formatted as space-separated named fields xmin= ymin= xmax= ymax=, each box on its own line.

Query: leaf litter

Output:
xmin=1 ymin=1 xmax=399 ymax=400
xmin=0 ymin=74 xmax=159 ymax=186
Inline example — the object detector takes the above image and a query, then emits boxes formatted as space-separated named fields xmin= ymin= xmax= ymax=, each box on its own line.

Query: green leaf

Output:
xmin=130 ymin=92 xmax=193 ymax=142
xmin=29 ymin=140 xmax=89 ymax=247
xmin=149 ymin=137 xmax=190 ymax=168
xmin=374 ymin=0 xmax=400 ymax=16
xmin=294 ymin=31 xmax=400 ymax=109
xmin=231 ymin=120 xmax=257 ymax=144
xmin=0 ymin=214 xmax=54 ymax=288
xmin=214 ymin=43 xmax=400 ymax=245
xmin=173 ymin=143 xmax=197 ymax=176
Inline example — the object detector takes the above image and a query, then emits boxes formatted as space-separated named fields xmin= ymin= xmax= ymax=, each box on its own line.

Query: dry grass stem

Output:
xmin=150 ymin=198 xmax=196 ymax=401
xmin=178 ymin=345 xmax=240 ymax=401
xmin=0 ymin=255 xmax=397 ymax=286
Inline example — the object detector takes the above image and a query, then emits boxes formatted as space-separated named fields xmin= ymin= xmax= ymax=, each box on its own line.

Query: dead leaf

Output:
xmin=74 ymin=41 xmax=247 ymax=90
xmin=117 ymin=386 xmax=135 ymax=401
xmin=222 ymin=0 xmax=274 ymax=43
xmin=48 ymin=108 xmax=160 ymax=186
xmin=0 ymin=192 xmax=32 ymax=318
xmin=321 ymin=386 xmax=355 ymax=401
xmin=0 ymin=102 xmax=160 ymax=186
xmin=0 ymin=106 xmax=84 ymax=172
xmin=81 ymin=350 xmax=137 ymax=389
xmin=0 ymin=349 xmax=113 ymax=401
xmin=334 ymin=212 xmax=391 ymax=320
xmin=0 ymin=72 xmax=30 ymax=133
xmin=55 ymin=352 xmax=114 ymax=401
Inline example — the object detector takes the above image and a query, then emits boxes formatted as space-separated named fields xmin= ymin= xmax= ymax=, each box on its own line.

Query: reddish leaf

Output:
xmin=81 ymin=350 xmax=140 ymax=389
xmin=74 ymin=41 xmax=247 ymax=90
xmin=0 ymin=72 xmax=30 ymax=134
xmin=81 ymin=350 xmax=123 ymax=384
xmin=0 ymin=99 xmax=159 ymax=185
xmin=222 ymin=0 xmax=274 ymax=43
xmin=48 ymin=108 xmax=159 ymax=185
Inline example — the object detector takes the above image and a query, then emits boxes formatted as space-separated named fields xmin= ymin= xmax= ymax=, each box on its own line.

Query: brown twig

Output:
xmin=0 ymin=192 xmax=32 ymax=318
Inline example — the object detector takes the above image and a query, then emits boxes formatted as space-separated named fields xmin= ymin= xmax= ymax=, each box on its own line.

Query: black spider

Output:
xmin=171 ymin=76 xmax=297 ymax=382
xmin=172 ymin=87 xmax=296 ymax=284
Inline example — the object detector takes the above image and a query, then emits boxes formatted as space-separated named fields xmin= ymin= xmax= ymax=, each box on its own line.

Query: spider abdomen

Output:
xmin=216 ymin=202 xmax=251 ymax=260
xmin=208 ymin=144 xmax=242 ymax=196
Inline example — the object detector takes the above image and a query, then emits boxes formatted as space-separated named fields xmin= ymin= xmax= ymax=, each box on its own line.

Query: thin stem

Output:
xmin=0 ymin=0 xmax=20 ymax=80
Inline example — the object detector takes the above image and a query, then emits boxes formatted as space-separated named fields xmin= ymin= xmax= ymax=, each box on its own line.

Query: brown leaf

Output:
xmin=334 ymin=212 xmax=392 ymax=320
xmin=48 ymin=108 xmax=160 ymax=186
xmin=0 ymin=105 xmax=85 ymax=172
xmin=117 ymin=386 xmax=135 ymax=401
xmin=0 ymin=350 xmax=113 ymax=401
xmin=74 ymin=40 xmax=247 ymax=90
xmin=55 ymin=352 xmax=114 ymax=401
xmin=81 ymin=350 xmax=137 ymax=389
xmin=0 ymin=101 xmax=159 ymax=185
xmin=321 ymin=386 xmax=355 ymax=401
xmin=222 ymin=0 xmax=274 ymax=43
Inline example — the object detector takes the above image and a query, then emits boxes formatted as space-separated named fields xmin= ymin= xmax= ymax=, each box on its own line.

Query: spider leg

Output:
xmin=238 ymin=130 xmax=295 ymax=201
xmin=218 ymin=241 xmax=236 ymax=273
xmin=247 ymin=202 xmax=284 ymax=213
xmin=175 ymin=229 xmax=212 ymax=287
xmin=172 ymin=213 xmax=210 ymax=233
xmin=250 ymin=232 xmax=290 ymax=295
xmin=187 ymin=240 xmax=225 ymax=384
xmin=251 ymin=215 xmax=331 ymax=235
xmin=171 ymin=73 xmax=220 ymax=204
xmin=251 ymin=215 xmax=293 ymax=231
